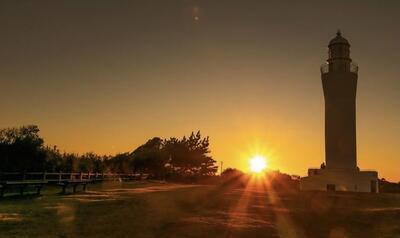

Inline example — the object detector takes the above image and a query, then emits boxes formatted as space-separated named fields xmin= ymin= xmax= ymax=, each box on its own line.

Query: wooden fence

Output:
xmin=0 ymin=172 xmax=147 ymax=183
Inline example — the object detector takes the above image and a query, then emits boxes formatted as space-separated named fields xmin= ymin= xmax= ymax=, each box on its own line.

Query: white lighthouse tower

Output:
xmin=300 ymin=31 xmax=379 ymax=193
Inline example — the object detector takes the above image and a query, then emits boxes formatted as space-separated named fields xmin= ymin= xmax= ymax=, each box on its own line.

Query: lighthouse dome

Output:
xmin=329 ymin=30 xmax=349 ymax=46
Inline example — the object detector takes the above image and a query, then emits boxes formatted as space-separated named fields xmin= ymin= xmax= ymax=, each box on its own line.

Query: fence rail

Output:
xmin=0 ymin=172 xmax=147 ymax=183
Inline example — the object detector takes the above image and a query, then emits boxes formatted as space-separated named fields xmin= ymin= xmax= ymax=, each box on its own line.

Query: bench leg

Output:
xmin=73 ymin=184 xmax=77 ymax=193
xmin=36 ymin=186 xmax=42 ymax=195
xmin=62 ymin=185 xmax=67 ymax=194
xmin=83 ymin=184 xmax=87 ymax=191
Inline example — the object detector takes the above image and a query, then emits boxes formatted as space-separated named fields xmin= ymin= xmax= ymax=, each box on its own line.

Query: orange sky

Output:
xmin=0 ymin=1 xmax=399 ymax=181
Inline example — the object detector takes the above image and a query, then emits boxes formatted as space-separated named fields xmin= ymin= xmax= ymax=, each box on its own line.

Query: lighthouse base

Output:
xmin=300 ymin=168 xmax=378 ymax=193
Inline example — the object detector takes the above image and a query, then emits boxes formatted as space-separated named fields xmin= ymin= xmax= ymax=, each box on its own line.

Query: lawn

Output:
xmin=0 ymin=181 xmax=399 ymax=238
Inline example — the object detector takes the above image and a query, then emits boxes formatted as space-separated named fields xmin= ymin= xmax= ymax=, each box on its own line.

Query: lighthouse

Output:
xmin=300 ymin=31 xmax=379 ymax=192
xmin=323 ymin=30 xmax=358 ymax=170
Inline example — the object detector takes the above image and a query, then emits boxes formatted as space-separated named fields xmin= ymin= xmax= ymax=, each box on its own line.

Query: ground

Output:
xmin=0 ymin=181 xmax=400 ymax=238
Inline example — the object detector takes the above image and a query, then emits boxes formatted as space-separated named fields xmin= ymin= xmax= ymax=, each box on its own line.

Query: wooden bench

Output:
xmin=0 ymin=180 xmax=47 ymax=197
xmin=57 ymin=179 xmax=92 ymax=194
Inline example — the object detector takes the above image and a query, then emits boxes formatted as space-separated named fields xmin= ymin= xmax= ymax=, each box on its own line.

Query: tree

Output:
xmin=221 ymin=168 xmax=244 ymax=177
xmin=131 ymin=137 xmax=165 ymax=178
xmin=0 ymin=125 xmax=218 ymax=180
xmin=163 ymin=131 xmax=218 ymax=178
xmin=78 ymin=152 xmax=104 ymax=173
xmin=220 ymin=168 xmax=247 ymax=188
xmin=107 ymin=153 xmax=133 ymax=173
xmin=0 ymin=125 xmax=46 ymax=172
xmin=44 ymin=146 xmax=64 ymax=172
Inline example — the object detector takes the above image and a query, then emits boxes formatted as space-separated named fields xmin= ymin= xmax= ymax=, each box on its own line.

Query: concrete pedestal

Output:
xmin=300 ymin=168 xmax=378 ymax=193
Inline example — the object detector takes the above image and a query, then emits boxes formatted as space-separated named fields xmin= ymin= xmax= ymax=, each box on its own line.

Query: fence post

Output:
xmin=80 ymin=172 xmax=83 ymax=180
xmin=59 ymin=171 xmax=62 ymax=182
xmin=43 ymin=171 xmax=47 ymax=181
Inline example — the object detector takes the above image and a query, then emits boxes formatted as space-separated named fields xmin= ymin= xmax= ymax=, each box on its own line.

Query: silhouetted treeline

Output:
xmin=0 ymin=125 xmax=218 ymax=180
xmin=379 ymin=179 xmax=400 ymax=193
xmin=220 ymin=167 xmax=300 ymax=192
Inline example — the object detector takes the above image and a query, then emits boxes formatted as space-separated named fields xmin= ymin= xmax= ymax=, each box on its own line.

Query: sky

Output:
xmin=0 ymin=1 xmax=399 ymax=181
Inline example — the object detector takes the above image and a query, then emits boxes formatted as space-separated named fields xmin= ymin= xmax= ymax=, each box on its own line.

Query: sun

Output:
xmin=249 ymin=155 xmax=268 ymax=173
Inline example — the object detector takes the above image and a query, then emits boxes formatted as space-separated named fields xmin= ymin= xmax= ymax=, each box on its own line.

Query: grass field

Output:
xmin=0 ymin=181 xmax=400 ymax=238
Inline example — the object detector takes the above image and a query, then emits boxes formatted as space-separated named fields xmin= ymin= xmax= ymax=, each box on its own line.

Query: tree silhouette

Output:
xmin=0 ymin=125 xmax=46 ymax=172
xmin=131 ymin=137 xmax=166 ymax=178
xmin=0 ymin=126 xmax=218 ymax=180
xmin=164 ymin=131 xmax=217 ymax=178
